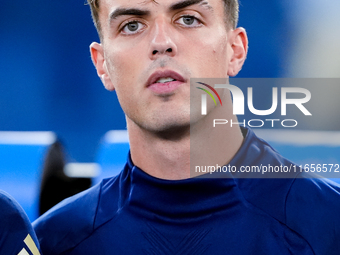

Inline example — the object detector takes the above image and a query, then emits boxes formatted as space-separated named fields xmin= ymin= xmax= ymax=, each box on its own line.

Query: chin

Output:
xmin=153 ymin=123 xmax=190 ymax=141
xmin=141 ymin=114 xmax=190 ymax=141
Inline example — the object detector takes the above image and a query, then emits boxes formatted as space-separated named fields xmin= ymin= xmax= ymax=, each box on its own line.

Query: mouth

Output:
xmin=146 ymin=70 xmax=186 ymax=95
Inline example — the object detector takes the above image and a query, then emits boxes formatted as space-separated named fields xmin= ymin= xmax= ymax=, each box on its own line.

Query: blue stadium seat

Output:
xmin=0 ymin=132 xmax=56 ymax=221
xmin=254 ymin=129 xmax=340 ymax=184
xmin=94 ymin=130 xmax=130 ymax=185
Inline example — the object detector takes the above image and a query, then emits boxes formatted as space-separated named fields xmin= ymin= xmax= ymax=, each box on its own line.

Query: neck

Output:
xmin=128 ymin=95 xmax=244 ymax=180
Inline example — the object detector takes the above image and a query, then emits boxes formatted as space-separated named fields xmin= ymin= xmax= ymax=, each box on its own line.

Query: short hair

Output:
xmin=87 ymin=0 xmax=239 ymax=40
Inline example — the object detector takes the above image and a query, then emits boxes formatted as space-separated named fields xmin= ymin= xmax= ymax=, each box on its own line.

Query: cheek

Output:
xmin=183 ymin=25 xmax=229 ymax=74
xmin=188 ymin=36 xmax=229 ymax=77
xmin=105 ymin=49 xmax=147 ymax=116
xmin=106 ymin=48 xmax=141 ymax=91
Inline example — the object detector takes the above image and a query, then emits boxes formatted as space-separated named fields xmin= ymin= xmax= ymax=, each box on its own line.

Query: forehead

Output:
xmin=99 ymin=0 xmax=220 ymax=7
xmin=98 ymin=0 xmax=224 ymax=18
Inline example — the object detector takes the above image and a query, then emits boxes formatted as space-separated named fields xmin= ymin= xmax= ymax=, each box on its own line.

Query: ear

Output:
xmin=227 ymin=28 xmax=248 ymax=77
xmin=90 ymin=42 xmax=115 ymax=91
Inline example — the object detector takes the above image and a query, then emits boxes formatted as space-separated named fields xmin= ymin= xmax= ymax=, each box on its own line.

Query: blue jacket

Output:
xmin=0 ymin=190 xmax=40 ymax=255
xmin=34 ymin=128 xmax=340 ymax=254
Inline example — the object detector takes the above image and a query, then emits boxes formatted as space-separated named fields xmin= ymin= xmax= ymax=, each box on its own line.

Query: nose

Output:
xmin=149 ymin=18 xmax=177 ymax=60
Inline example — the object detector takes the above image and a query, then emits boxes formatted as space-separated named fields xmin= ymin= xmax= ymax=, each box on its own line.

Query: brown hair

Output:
xmin=87 ymin=0 xmax=239 ymax=39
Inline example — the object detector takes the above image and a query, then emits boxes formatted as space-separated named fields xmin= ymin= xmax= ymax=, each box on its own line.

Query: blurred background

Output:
xmin=1 ymin=0 xmax=340 ymax=221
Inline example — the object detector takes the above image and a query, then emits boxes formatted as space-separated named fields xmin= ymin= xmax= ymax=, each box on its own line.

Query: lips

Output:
xmin=146 ymin=70 xmax=186 ymax=94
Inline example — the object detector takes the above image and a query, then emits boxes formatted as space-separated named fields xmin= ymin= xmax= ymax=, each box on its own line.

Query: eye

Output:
xmin=176 ymin=15 xmax=202 ymax=27
xmin=121 ymin=21 xmax=145 ymax=35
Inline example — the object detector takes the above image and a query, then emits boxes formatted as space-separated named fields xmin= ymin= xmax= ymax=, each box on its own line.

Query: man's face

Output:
xmin=91 ymin=0 xmax=246 ymax=133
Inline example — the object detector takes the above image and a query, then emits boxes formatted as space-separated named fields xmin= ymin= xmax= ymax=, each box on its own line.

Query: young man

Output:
xmin=34 ymin=0 xmax=340 ymax=254
xmin=0 ymin=191 xmax=41 ymax=255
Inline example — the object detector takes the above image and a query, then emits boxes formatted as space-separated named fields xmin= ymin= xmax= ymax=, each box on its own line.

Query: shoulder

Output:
xmin=236 ymin=169 xmax=340 ymax=254
xmin=0 ymin=190 xmax=40 ymax=254
xmin=33 ymin=174 xmax=123 ymax=255
xmin=286 ymin=173 xmax=340 ymax=255
xmin=233 ymin=128 xmax=301 ymax=223
xmin=33 ymin=181 xmax=103 ymax=255
xmin=0 ymin=191 xmax=32 ymax=231
xmin=0 ymin=190 xmax=23 ymax=215
xmin=234 ymin=128 xmax=340 ymax=254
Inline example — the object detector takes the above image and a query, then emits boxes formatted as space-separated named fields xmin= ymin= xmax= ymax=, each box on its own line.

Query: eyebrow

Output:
xmin=110 ymin=8 xmax=150 ymax=20
xmin=170 ymin=0 xmax=212 ymax=11
xmin=109 ymin=0 xmax=212 ymax=21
